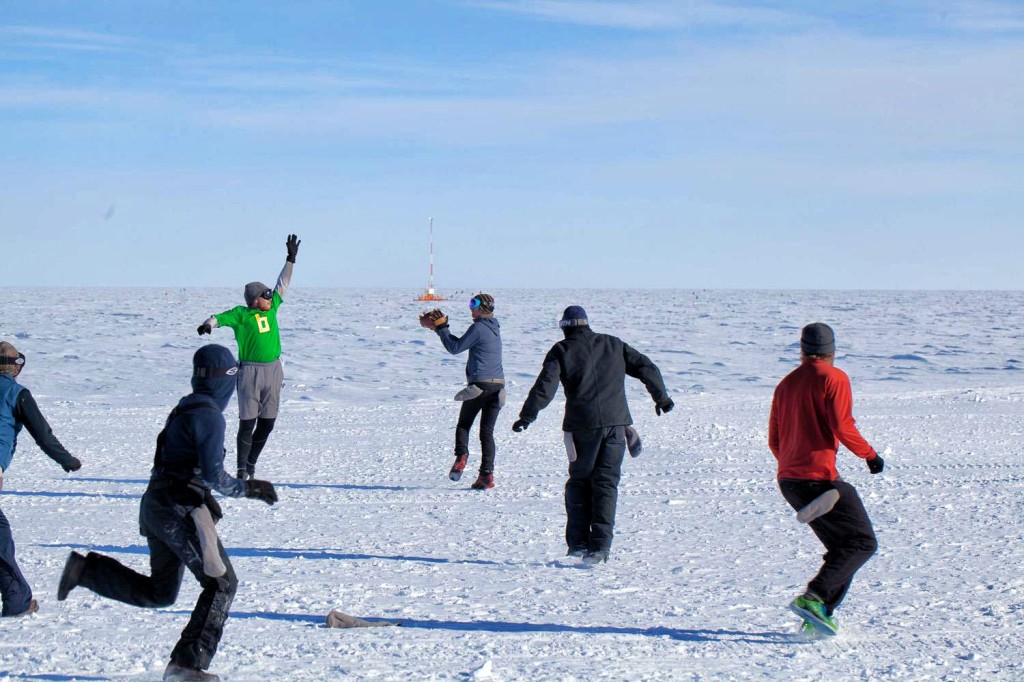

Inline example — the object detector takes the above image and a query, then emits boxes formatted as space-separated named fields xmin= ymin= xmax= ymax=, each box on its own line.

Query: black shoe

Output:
xmin=582 ymin=549 xmax=609 ymax=566
xmin=236 ymin=468 xmax=250 ymax=481
xmin=163 ymin=662 xmax=220 ymax=681
xmin=566 ymin=547 xmax=587 ymax=558
xmin=57 ymin=551 xmax=86 ymax=601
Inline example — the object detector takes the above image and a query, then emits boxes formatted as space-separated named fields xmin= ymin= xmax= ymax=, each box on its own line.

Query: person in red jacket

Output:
xmin=768 ymin=322 xmax=884 ymax=635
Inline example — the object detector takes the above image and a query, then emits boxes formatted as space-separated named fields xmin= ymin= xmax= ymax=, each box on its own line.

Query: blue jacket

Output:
xmin=0 ymin=375 xmax=25 ymax=472
xmin=155 ymin=345 xmax=245 ymax=498
xmin=436 ymin=317 xmax=504 ymax=383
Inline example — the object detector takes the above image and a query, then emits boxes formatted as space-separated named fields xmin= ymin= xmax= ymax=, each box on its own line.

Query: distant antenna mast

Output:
xmin=417 ymin=217 xmax=447 ymax=301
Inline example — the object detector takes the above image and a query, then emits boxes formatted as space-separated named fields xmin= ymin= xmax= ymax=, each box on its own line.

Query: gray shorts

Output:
xmin=237 ymin=359 xmax=284 ymax=420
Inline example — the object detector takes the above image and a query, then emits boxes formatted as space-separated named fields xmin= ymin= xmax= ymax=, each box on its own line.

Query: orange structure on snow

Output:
xmin=417 ymin=217 xmax=447 ymax=302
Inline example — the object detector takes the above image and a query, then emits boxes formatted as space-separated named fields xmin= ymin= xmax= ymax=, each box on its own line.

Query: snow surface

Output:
xmin=1 ymin=288 xmax=1022 ymax=681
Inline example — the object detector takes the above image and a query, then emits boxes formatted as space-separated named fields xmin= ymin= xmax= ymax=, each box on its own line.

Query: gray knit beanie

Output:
xmin=244 ymin=282 xmax=271 ymax=306
xmin=800 ymin=323 xmax=836 ymax=356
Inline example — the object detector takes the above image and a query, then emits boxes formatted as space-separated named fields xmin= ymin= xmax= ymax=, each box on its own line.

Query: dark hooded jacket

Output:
xmin=519 ymin=326 xmax=668 ymax=432
xmin=436 ymin=316 xmax=504 ymax=383
xmin=154 ymin=345 xmax=245 ymax=498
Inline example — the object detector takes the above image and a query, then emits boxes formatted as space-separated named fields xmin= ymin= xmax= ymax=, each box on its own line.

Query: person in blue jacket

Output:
xmin=0 ymin=341 xmax=82 ymax=618
xmin=420 ymin=294 xmax=504 ymax=490
xmin=56 ymin=344 xmax=278 ymax=682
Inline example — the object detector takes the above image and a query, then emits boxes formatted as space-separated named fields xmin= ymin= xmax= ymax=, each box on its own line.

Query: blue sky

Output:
xmin=2 ymin=0 xmax=1022 ymax=289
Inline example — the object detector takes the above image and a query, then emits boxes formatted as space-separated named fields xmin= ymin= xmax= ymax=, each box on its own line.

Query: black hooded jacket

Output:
xmin=154 ymin=345 xmax=245 ymax=498
xmin=519 ymin=326 xmax=669 ymax=432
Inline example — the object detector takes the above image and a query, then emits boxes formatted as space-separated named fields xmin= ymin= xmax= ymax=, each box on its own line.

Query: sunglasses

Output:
xmin=260 ymin=289 xmax=273 ymax=301
xmin=0 ymin=353 xmax=26 ymax=368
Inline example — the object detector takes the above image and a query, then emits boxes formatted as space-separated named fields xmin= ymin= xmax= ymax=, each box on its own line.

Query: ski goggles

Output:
xmin=469 ymin=296 xmax=484 ymax=310
xmin=0 ymin=353 xmax=25 ymax=368
xmin=193 ymin=365 xmax=239 ymax=378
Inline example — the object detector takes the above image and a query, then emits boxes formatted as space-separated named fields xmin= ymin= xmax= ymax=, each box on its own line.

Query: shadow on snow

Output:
xmin=71 ymin=477 xmax=410 ymax=492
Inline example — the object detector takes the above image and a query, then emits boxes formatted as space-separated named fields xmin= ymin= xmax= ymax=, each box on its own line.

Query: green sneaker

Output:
xmin=789 ymin=594 xmax=838 ymax=636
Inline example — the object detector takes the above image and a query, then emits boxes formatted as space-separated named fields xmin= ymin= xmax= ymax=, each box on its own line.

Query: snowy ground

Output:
xmin=2 ymin=288 xmax=1022 ymax=681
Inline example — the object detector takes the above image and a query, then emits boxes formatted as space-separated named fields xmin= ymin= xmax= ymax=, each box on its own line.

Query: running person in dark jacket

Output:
xmin=420 ymin=294 xmax=504 ymax=490
xmin=769 ymin=323 xmax=883 ymax=636
xmin=512 ymin=306 xmax=673 ymax=564
xmin=197 ymin=234 xmax=299 ymax=481
xmin=56 ymin=345 xmax=278 ymax=682
xmin=0 ymin=341 xmax=81 ymax=618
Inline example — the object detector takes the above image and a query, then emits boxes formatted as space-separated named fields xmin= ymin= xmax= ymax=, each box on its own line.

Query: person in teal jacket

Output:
xmin=0 ymin=341 xmax=81 ymax=617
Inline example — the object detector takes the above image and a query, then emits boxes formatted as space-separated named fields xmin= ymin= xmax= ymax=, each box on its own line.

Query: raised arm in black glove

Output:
xmin=197 ymin=322 xmax=212 ymax=336
xmin=286 ymin=234 xmax=301 ymax=263
xmin=245 ymin=479 xmax=278 ymax=505
xmin=655 ymin=397 xmax=674 ymax=416
xmin=866 ymin=455 xmax=885 ymax=474
xmin=512 ymin=419 xmax=530 ymax=433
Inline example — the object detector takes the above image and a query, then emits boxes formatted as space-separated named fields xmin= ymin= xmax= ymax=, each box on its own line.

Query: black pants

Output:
xmin=78 ymin=486 xmax=238 ymax=670
xmin=0 ymin=505 xmax=32 ymax=616
xmin=237 ymin=417 xmax=276 ymax=473
xmin=454 ymin=384 xmax=502 ymax=474
xmin=779 ymin=478 xmax=877 ymax=615
xmin=565 ymin=426 xmax=626 ymax=553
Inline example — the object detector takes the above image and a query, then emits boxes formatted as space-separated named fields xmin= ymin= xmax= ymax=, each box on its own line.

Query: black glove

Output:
xmin=286 ymin=234 xmax=301 ymax=263
xmin=245 ymin=479 xmax=278 ymax=505
xmin=197 ymin=322 xmax=212 ymax=336
xmin=655 ymin=398 xmax=674 ymax=416
xmin=867 ymin=455 xmax=885 ymax=474
xmin=512 ymin=419 xmax=530 ymax=433
xmin=63 ymin=457 xmax=82 ymax=473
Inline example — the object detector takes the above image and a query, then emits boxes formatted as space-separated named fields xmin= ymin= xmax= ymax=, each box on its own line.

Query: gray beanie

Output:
xmin=244 ymin=281 xmax=270 ymax=306
xmin=800 ymin=322 xmax=836 ymax=356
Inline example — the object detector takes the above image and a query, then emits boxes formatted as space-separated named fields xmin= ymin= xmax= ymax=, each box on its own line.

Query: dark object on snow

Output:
xmin=325 ymin=610 xmax=401 ymax=628
xmin=866 ymin=454 xmax=885 ymax=474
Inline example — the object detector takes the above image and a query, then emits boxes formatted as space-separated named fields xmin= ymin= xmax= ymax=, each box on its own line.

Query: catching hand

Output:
xmin=63 ymin=457 xmax=82 ymax=473
xmin=512 ymin=419 xmax=530 ymax=433
xmin=655 ymin=398 xmax=674 ymax=416
xmin=423 ymin=309 xmax=448 ymax=330
xmin=245 ymin=479 xmax=278 ymax=505
xmin=867 ymin=455 xmax=885 ymax=474
xmin=197 ymin=322 xmax=212 ymax=336
xmin=286 ymin=234 xmax=301 ymax=263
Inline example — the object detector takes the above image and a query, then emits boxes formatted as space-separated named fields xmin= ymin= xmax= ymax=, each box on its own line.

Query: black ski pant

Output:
xmin=565 ymin=425 xmax=626 ymax=553
xmin=0 ymin=505 xmax=33 ymax=616
xmin=77 ymin=484 xmax=238 ymax=670
xmin=454 ymin=384 xmax=503 ymax=474
xmin=779 ymin=478 xmax=877 ymax=616
xmin=237 ymin=417 xmax=275 ymax=474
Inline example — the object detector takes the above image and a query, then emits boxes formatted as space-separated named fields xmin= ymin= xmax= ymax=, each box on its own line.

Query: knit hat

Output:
xmin=470 ymin=293 xmax=495 ymax=313
xmin=800 ymin=322 xmax=836 ymax=356
xmin=0 ymin=341 xmax=25 ymax=377
xmin=559 ymin=306 xmax=589 ymax=328
xmin=244 ymin=281 xmax=271 ymax=306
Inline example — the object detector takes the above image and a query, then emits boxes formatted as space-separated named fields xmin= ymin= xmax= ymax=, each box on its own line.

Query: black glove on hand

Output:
xmin=655 ymin=398 xmax=674 ymax=416
xmin=63 ymin=457 xmax=82 ymax=473
xmin=867 ymin=455 xmax=885 ymax=474
xmin=512 ymin=419 xmax=530 ymax=433
xmin=197 ymin=322 xmax=212 ymax=336
xmin=286 ymin=234 xmax=301 ymax=263
xmin=245 ymin=479 xmax=278 ymax=505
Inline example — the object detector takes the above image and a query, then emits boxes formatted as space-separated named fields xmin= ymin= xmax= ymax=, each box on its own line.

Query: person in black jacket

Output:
xmin=56 ymin=344 xmax=278 ymax=682
xmin=0 ymin=341 xmax=82 ymax=618
xmin=512 ymin=306 xmax=673 ymax=564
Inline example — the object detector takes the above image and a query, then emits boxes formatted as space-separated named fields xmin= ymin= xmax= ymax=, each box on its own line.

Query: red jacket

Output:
xmin=769 ymin=359 xmax=876 ymax=481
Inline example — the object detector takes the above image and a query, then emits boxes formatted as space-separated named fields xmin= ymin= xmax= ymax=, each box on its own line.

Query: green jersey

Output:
xmin=214 ymin=291 xmax=283 ymax=363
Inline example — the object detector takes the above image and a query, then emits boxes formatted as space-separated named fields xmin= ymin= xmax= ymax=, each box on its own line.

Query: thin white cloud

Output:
xmin=0 ymin=25 xmax=139 ymax=52
xmin=462 ymin=0 xmax=819 ymax=30
xmin=934 ymin=0 xmax=1024 ymax=32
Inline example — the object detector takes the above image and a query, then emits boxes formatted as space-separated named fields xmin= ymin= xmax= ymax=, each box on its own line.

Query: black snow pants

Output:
xmin=565 ymin=425 xmax=626 ymax=553
xmin=779 ymin=478 xmax=877 ymax=616
xmin=454 ymin=383 xmax=503 ymax=474
xmin=77 ymin=482 xmax=238 ymax=670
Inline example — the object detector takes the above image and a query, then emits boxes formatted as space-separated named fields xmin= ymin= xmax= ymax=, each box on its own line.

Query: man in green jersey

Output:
xmin=197 ymin=234 xmax=300 ymax=480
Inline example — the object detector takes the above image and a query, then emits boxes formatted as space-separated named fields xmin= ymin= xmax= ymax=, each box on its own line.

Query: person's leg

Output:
xmin=77 ymin=536 xmax=185 ymax=608
xmin=235 ymin=418 xmax=257 ymax=475
xmin=477 ymin=390 xmax=502 ymax=474
xmin=169 ymin=541 xmax=238 ymax=671
xmin=589 ymin=426 xmax=626 ymax=553
xmin=565 ymin=428 xmax=602 ymax=552
xmin=0 ymin=506 xmax=33 ymax=616
xmin=245 ymin=417 xmax=276 ymax=474
xmin=455 ymin=396 xmax=483 ymax=459
xmin=804 ymin=480 xmax=877 ymax=614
